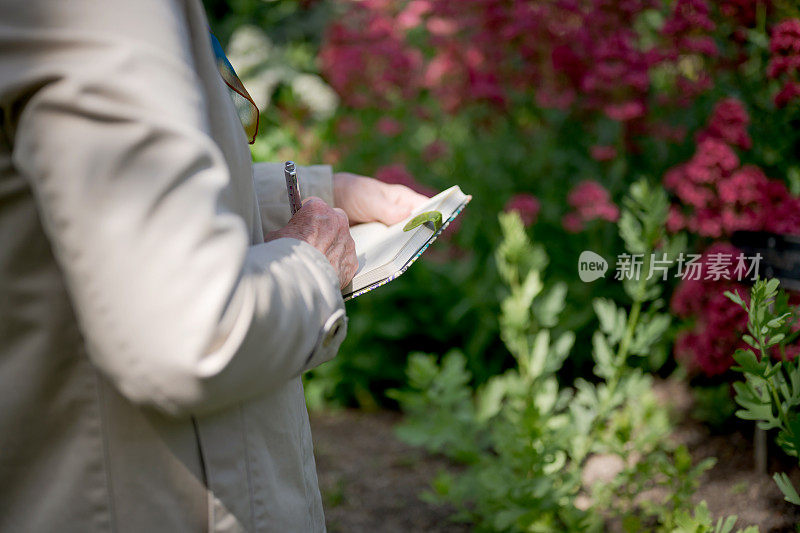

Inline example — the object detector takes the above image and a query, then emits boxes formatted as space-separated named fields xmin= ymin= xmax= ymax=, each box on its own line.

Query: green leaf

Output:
xmin=529 ymin=330 xmax=550 ymax=380
xmin=724 ymin=290 xmax=746 ymax=310
xmin=732 ymin=349 xmax=768 ymax=378
xmin=403 ymin=210 xmax=443 ymax=232
xmin=773 ymin=472 xmax=800 ymax=505
xmin=592 ymin=331 xmax=615 ymax=379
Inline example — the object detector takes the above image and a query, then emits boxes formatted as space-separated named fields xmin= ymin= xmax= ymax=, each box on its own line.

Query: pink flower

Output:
xmin=767 ymin=19 xmax=800 ymax=106
xmin=671 ymin=243 xmax=749 ymax=376
xmin=397 ymin=0 xmax=432 ymax=31
xmin=336 ymin=116 xmax=361 ymax=138
xmin=695 ymin=97 xmax=752 ymax=150
xmin=562 ymin=181 xmax=619 ymax=232
xmin=568 ymin=181 xmax=620 ymax=222
xmin=376 ymin=117 xmax=403 ymax=136
xmin=590 ymin=145 xmax=618 ymax=161
xmin=719 ymin=0 xmax=768 ymax=27
xmin=660 ymin=0 xmax=718 ymax=98
xmin=374 ymin=164 xmax=436 ymax=197
xmin=562 ymin=213 xmax=584 ymax=233
xmin=776 ymin=81 xmax=800 ymax=108
xmin=768 ymin=18 xmax=800 ymax=78
xmin=665 ymin=124 xmax=800 ymax=238
xmin=422 ymin=140 xmax=448 ymax=162
xmin=320 ymin=4 xmax=423 ymax=109
xmin=504 ymin=194 xmax=540 ymax=227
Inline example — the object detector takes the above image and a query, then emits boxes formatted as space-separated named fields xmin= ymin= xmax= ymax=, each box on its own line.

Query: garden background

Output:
xmin=205 ymin=1 xmax=800 ymax=530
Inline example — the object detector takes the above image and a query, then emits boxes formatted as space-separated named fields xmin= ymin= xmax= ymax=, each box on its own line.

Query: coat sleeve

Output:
xmin=253 ymin=162 xmax=336 ymax=234
xmin=0 ymin=0 xmax=346 ymax=417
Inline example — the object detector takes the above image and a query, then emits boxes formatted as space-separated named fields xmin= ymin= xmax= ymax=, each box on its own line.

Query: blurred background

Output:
xmin=205 ymin=1 xmax=800 ymax=531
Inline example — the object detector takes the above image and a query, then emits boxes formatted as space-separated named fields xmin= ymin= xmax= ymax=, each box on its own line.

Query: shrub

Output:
xmin=388 ymin=182 xmax=753 ymax=531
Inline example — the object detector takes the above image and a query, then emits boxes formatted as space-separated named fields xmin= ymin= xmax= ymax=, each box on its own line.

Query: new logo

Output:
xmin=578 ymin=251 xmax=608 ymax=282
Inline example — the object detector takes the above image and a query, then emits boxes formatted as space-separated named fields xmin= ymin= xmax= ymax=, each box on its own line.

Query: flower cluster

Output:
xmin=665 ymin=97 xmax=800 ymax=237
xmin=659 ymin=0 xmax=717 ymax=99
xmin=671 ymin=244 xmax=749 ymax=376
xmin=504 ymin=194 xmax=540 ymax=227
xmin=662 ymin=0 xmax=717 ymax=57
xmin=767 ymin=18 xmax=800 ymax=107
xmin=562 ymin=181 xmax=620 ymax=233
xmin=319 ymin=1 xmax=422 ymax=109
xmin=719 ymin=0 xmax=766 ymax=28
xmin=321 ymin=0 xmax=668 ymax=123
xmin=695 ymin=97 xmax=751 ymax=149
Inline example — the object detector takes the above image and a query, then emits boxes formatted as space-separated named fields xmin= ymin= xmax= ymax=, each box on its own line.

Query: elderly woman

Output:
xmin=0 ymin=0 xmax=426 ymax=531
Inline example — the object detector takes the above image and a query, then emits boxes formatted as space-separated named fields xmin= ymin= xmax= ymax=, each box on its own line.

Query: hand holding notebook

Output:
xmin=343 ymin=185 xmax=471 ymax=300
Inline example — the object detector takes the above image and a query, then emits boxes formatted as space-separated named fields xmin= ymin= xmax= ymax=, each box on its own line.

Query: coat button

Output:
xmin=321 ymin=310 xmax=347 ymax=348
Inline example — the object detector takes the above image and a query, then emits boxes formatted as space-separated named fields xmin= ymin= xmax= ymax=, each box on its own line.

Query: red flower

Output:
xmin=768 ymin=18 xmax=800 ymax=78
xmin=671 ymin=244 xmax=749 ymax=376
xmin=320 ymin=4 xmax=423 ymax=109
xmin=376 ymin=117 xmax=403 ymax=137
xmin=695 ymin=97 xmax=751 ymax=150
xmin=775 ymin=81 xmax=800 ymax=108
xmin=590 ymin=145 xmax=618 ymax=161
xmin=562 ymin=181 xmax=619 ymax=232
xmin=662 ymin=0 xmax=717 ymax=56
xmin=767 ymin=18 xmax=800 ymax=107
xmin=374 ymin=164 xmax=436 ymax=197
xmin=504 ymin=194 xmax=540 ymax=227
xmin=665 ymin=126 xmax=800 ymax=238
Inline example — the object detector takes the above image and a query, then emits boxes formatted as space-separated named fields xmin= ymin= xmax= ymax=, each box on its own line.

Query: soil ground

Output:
xmin=311 ymin=382 xmax=800 ymax=532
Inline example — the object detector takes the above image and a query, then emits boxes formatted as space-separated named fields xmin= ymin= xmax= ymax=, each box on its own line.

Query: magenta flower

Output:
xmin=569 ymin=181 xmax=620 ymax=221
xmin=662 ymin=0 xmax=717 ymax=56
xmin=768 ymin=18 xmax=800 ymax=78
xmin=695 ymin=97 xmax=751 ymax=150
xmin=767 ymin=18 xmax=800 ymax=107
xmin=320 ymin=4 xmax=423 ymax=110
xmin=590 ymin=145 xmax=618 ymax=161
xmin=776 ymin=80 xmax=800 ymax=108
xmin=562 ymin=181 xmax=619 ymax=233
xmin=374 ymin=164 xmax=436 ymax=197
xmin=504 ymin=194 xmax=540 ymax=227
xmin=671 ymin=243 xmax=749 ymax=376
xmin=376 ymin=117 xmax=403 ymax=137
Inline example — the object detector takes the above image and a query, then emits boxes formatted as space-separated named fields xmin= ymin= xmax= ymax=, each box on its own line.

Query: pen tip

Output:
xmin=285 ymin=161 xmax=296 ymax=172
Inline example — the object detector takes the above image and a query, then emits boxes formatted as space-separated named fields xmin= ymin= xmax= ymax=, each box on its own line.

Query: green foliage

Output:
xmin=725 ymin=280 xmax=800 ymax=506
xmin=672 ymin=501 xmax=758 ymax=533
xmin=389 ymin=182 xmax=727 ymax=531
xmin=206 ymin=0 xmax=800 ymax=412
xmin=691 ymin=384 xmax=738 ymax=430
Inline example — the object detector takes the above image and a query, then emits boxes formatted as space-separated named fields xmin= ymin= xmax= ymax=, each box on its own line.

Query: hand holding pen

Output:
xmin=264 ymin=161 xmax=358 ymax=288
xmin=284 ymin=161 xmax=303 ymax=215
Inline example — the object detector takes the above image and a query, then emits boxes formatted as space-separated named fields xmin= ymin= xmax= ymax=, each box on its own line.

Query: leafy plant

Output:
xmin=390 ymin=181 xmax=723 ymax=531
xmin=672 ymin=501 xmax=758 ymax=533
xmin=725 ymin=279 xmax=800 ymax=505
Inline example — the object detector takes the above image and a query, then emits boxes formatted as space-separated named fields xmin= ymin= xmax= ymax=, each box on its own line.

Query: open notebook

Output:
xmin=342 ymin=185 xmax=471 ymax=300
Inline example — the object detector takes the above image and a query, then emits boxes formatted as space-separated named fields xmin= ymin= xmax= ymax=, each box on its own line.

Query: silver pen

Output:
xmin=284 ymin=161 xmax=302 ymax=215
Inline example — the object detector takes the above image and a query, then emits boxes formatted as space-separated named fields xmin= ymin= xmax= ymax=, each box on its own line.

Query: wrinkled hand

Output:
xmin=333 ymin=172 xmax=429 ymax=225
xmin=265 ymin=198 xmax=358 ymax=289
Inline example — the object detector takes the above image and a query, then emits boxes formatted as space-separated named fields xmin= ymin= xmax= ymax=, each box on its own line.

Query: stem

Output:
xmin=597 ymin=271 xmax=649 ymax=422
xmin=756 ymin=335 xmax=794 ymax=442
xmin=614 ymin=272 xmax=648 ymax=373
xmin=767 ymin=378 xmax=792 ymax=436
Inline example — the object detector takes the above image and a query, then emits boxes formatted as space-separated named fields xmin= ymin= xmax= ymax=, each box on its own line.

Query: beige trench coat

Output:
xmin=0 ymin=0 xmax=347 ymax=531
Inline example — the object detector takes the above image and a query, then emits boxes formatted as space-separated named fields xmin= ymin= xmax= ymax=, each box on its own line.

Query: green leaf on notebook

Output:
xmin=403 ymin=210 xmax=443 ymax=232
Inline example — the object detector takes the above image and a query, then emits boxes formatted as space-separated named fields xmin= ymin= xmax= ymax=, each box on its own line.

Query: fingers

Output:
xmin=374 ymin=184 xmax=431 ymax=225
xmin=278 ymin=196 xmax=358 ymax=289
